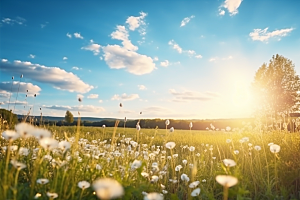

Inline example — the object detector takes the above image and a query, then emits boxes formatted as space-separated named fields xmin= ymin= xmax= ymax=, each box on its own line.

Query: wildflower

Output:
xmin=175 ymin=165 xmax=183 ymax=171
xmin=189 ymin=122 xmax=193 ymax=128
xmin=268 ymin=142 xmax=274 ymax=146
xmin=19 ymin=147 xmax=29 ymax=156
xmin=131 ymin=160 xmax=142 ymax=170
xmin=216 ymin=175 xmax=238 ymax=187
xmin=223 ymin=159 xmax=236 ymax=167
xmin=270 ymin=144 xmax=280 ymax=153
xmin=96 ymin=164 xmax=102 ymax=170
xmin=254 ymin=146 xmax=261 ymax=151
xmin=181 ymin=173 xmax=190 ymax=182
xmin=226 ymin=126 xmax=231 ymax=131
xmin=2 ymin=130 xmax=19 ymax=141
xmin=144 ymin=192 xmax=164 ymax=200
xmin=165 ymin=119 xmax=170 ymax=126
xmin=141 ymin=172 xmax=149 ymax=177
xmin=93 ymin=178 xmax=124 ymax=199
xmin=169 ymin=127 xmax=174 ymax=133
xmin=161 ymin=184 xmax=165 ymax=189
xmin=136 ymin=124 xmax=141 ymax=131
xmin=46 ymin=192 xmax=58 ymax=199
xmin=162 ymin=190 xmax=168 ymax=194
xmin=233 ymin=150 xmax=239 ymax=155
xmin=165 ymin=142 xmax=176 ymax=149
xmin=34 ymin=193 xmax=42 ymax=199
xmin=39 ymin=138 xmax=58 ymax=150
xmin=37 ymin=178 xmax=49 ymax=184
xmin=32 ymin=128 xmax=52 ymax=140
xmin=15 ymin=122 xmax=35 ymax=138
xmin=191 ymin=188 xmax=201 ymax=197
xmin=189 ymin=181 xmax=200 ymax=188
xmin=10 ymin=160 xmax=26 ymax=170
xmin=58 ymin=141 xmax=71 ymax=152
xmin=78 ymin=181 xmax=90 ymax=189
xmin=102 ymin=125 xmax=106 ymax=128
xmin=182 ymin=159 xmax=187 ymax=165
xmin=151 ymin=175 xmax=159 ymax=183
xmin=189 ymin=146 xmax=195 ymax=151
xmin=202 ymin=179 xmax=206 ymax=183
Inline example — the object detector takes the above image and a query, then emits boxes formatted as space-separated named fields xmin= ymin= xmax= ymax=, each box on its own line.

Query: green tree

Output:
xmin=252 ymin=54 xmax=300 ymax=118
xmin=65 ymin=110 xmax=74 ymax=123
xmin=0 ymin=108 xmax=18 ymax=126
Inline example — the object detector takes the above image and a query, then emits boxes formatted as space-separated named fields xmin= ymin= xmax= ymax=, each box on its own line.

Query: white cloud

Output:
xmin=222 ymin=55 xmax=233 ymax=60
xmin=168 ymin=40 xmax=183 ymax=53
xmin=2 ymin=100 xmax=28 ymax=105
xmin=74 ymin=32 xmax=84 ymax=39
xmin=180 ymin=15 xmax=195 ymax=27
xmin=209 ymin=57 xmax=218 ymax=62
xmin=40 ymin=22 xmax=48 ymax=28
xmin=138 ymin=85 xmax=147 ymax=90
xmin=153 ymin=56 xmax=159 ymax=61
xmin=219 ymin=9 xmax=225 ymax=16
xmin=0 ymin=60 xmax=93 ymax=93
xmin=169 ymin=89 xmax=215 ymax=102
xmin=126 ymin=11 xmax=147 ymax=31
xmin=209 ymin=56 xmax=233 ymax=62
xmin=72 ymin=66 xmax=80 ymax=70
xmin=66 ymin=33 xmax=72 ymax=38
xmin=99 ymin=100 xmax=103 ymax=103
xmin=160 ymin=60 xmax=169 ymax=67
xmin=2 ymin=59 xmax=8 ymax=62
xmin=63 ymin=57 xmax=68 ymax=60
xmin=102 ymin=45 xmax=155 ymax=75
xmin=29 ymin=54 xmax=35 ymax=59
xmin=187 ymin=50 xmax=196 ymax=56
xmin=43 ymin=105 xmax=105 ymax=113
xmin=81 ymin=40 xmax=101 ymax=55
xmin=110 ymin=25 xmax=138 ymax=51
xmin=220 ymin=0 xmax=243 ymax=16
xmin=249 ymin=27 xmax=294 ymax=42
xmin=87 ymin=94 xmax=98 ymax=99
xmin=195 ymin=55 xmax=203 ymax=59
xmin=0 ymin=81 xmax=41 ymax=95
xmin=1 ymin=17 xmax=26 ymax=25
xmin=111 ymin=93 xmax=139 ymax=101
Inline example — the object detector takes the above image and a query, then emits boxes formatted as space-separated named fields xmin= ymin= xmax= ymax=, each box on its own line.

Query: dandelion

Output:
xmin=32 ymin=128 xmax=52 ymax=140
xmin=191 ymin=188 xmax=201 ymax=197
xmin=189 ymin=181 xmax=200 ymax=188
xmin=233 ymin=150 xmax=239 ymax=155
xmin=15 ymin=122 xmax=35 ymax=138
xmin=175 ymin=165 xmax=183 ymax=171
xmin=19 ymin=147 xmax=30 ymax=156
xmin=58 ymin=140 xmax=71 ymax=152
xmin=131 ymin=160 xmax=142 ymax=170
xmin=226 ymin=126 xmax=231 ymax=131
xmin=93 ymin=178 xmax=124 ymax=199
xmin=78 ymin=181 xmax=90 ymax=189
xmin=46 ymin=192 xmax=58 ymax=199
xmin=10 ymin=160 xmax=26 ymax=170
xmin=2 ymin=130 xmax=20 ymax=141
xmin=165 ymin=119 xmax=170 ymax=126
xmin=165 ymin=142 xmax=176 ymax=149
xmin=223 ymin=159 xmax=236 ymax=167
xmin=37 ymin=178 xmax=49 ymax=184
xmin=169 ymin=127 xmax=174 ymax=133
xmin=39 ymin=138 xmax=58 ymax=151
xmin=102 ymin=125 xmax=106 ymax=128
xmin=34 ymin=193 xmax=42 ymax=199
xmin=136 ymin=124 xmax=141 ymax=131
xmin=254 ymin=145 xmax=261 ymax=151
xmin=141 ymin=172 xmax=149 ymax=177
xmin=144 ymin=192 xmax=164 ymax=200
xmin=189 ymin=146 xmax=195 ymax=151
xmin=151 ymin=175 xmax=159 ymax=183
xmin=216 ymin=175 xmax=238 ymax=187
xmin=181 ymin=173 xmax=190 ymax=182
xmin=270 ymin=144 xmax=280 ymax=153
xmin=189 ymin=122 xmax=193 ymax=128
xmin=182 ymin=159 xmax=188 ymax=165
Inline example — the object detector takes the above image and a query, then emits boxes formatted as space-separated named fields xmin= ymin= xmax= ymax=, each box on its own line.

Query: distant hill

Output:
xmin=17 ymin=115 xmax=117 ymax=122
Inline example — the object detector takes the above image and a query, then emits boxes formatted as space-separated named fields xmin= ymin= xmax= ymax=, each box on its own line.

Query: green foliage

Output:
xmin=0 ymin=108 xmax=18 ymax=126
xmin=252 ymin=54 xmax=300 ymax=116
xmin=64 ymin=110 xmax=74 ymax=123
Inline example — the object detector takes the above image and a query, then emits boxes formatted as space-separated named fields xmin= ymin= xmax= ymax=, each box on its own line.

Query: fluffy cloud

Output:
xmin=81 ymin=40 xmax=101 ymax=55
xmin=160 ymin=60 xmax=169 ymax=67
xmin=138 ymin=85 xmax=147 ymax=90
xmin=168 ymin=40 xmax=183 ymax=53
xmin=1 ymin=17 xmax=26 ymax=25
xmin=2 ymin=100 xmax=28 ymax=106
xmin=126 ymin=12 xmax=147 ymax=31
xmin=195 ymin=55 xmax=203 ymax=59
xmin=29 ymin=54 xmax=35 ymax=59
xmin=0 ymin=60 xmax=93 ymax=93
xmin=249 ymin=27 xmax=294 ymax=42
xmin=40 ymin=22 xmax=48 ymax=28
xmin=169 ymin=89 xmax=214 ymax=102
xmin=103 ymin=45 xmax=155 ymax=75
xmin=63 ymin=57 xmax=68 ymax=60
xmin=0 ymin=81 xmax=41 ymax=95
xmin=87 ymin=94 xmax=98 ymax=99
xmin=72 ymin=66 xmax=80 ymax=70
xmin=66 ymin=33 xmax=72 ymax=38
xmin=111 ymin=93 xmax=139 ymax=101
xmin=110 ymin=25 xmax=138 ymax=51
xmin=43 ymin=105 xmax=105 ymax=113
xmin=219 ymin=0 xmax=243 ymax=16
xmin=180 ymin=15 xmax=195 ymax=27
xmin=74 ymin=32 xmax=84 ymax=39
xmin=209 ymin=56 xmax=232 ymax=62
xmin=153 ymin=57 xmax=159 ymax=61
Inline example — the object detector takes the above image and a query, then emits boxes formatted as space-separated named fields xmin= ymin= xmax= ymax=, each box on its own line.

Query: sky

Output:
xmin=0 ymin=0 xmax=300 ymax=120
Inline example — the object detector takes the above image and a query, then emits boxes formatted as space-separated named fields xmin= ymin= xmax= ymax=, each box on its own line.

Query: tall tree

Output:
xmin=252 ymin=54 xmax=300 ymax=118
xmin=65 ymin=110 xmax=74 ymax=123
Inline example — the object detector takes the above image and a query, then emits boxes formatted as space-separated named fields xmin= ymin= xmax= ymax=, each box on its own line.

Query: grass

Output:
xmin=1 ymin=122 xmax=300 ymax=200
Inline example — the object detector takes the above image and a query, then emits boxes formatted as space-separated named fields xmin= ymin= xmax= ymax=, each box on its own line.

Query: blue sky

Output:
xmin=0 ymin=0 xmax=300 ymax=119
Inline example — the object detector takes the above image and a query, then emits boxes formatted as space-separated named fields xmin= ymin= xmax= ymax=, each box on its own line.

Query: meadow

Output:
xmin=1 ymin=120 xmax=300 ymax=200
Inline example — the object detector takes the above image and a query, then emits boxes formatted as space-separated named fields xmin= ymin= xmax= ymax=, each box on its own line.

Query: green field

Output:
xmin=1 ymin=123 xmax=300 ymax=200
